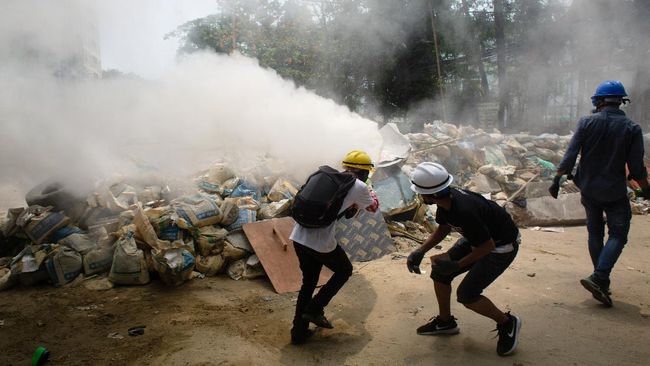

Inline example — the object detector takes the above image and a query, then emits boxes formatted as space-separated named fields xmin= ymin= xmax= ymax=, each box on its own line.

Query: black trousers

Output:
xmin=292 ymin=242 xmax=353 ymax=332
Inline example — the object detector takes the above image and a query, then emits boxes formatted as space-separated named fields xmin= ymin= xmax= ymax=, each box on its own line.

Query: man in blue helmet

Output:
xmin=550 ymin=80 xmax=650 ymax=307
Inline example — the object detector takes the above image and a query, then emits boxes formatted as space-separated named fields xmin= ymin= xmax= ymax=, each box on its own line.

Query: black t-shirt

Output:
xmin=435 ymin=188 xmax=519 ymax=247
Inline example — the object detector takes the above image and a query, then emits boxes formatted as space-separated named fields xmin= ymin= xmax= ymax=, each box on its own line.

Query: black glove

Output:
xmin=432 ymin=258 xmax=460 ymax=276
xmin=344 ymin=206 xmax=358 ymax=219
xmin=548 ymin=175 xmax=562 ymax=199
xmin=407 ymin=250 xmax=425 ymax=274
xmin=641 ymin=187 xmax=650 ymax=200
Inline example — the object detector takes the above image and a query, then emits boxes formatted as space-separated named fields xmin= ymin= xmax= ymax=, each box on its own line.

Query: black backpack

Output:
xmin=291 ymin=165 xmax=357 ymax=228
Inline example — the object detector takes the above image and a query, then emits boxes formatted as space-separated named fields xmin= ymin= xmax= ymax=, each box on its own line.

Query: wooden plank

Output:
xmin=242 ymin=217 xmax=331 ymax=294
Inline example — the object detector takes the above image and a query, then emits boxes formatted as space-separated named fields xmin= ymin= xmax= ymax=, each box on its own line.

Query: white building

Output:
xmin=0 ymin=0 xmax=102 ymax=80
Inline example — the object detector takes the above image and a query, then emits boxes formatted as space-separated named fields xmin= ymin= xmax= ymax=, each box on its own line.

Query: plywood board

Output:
xmin=242 ymin=217 xmax=331 ymax=294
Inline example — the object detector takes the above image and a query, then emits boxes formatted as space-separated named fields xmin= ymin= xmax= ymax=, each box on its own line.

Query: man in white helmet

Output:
xmin=406 ymin=162 xmax=521 ymax=357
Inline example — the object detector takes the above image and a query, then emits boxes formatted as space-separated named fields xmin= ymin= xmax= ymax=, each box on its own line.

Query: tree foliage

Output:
xmin=167 ymin=0 xmax=650 ymax=131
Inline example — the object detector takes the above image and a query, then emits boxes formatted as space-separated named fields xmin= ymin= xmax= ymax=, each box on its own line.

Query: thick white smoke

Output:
xmin=0 ymin=1 xmax=382 ymax=203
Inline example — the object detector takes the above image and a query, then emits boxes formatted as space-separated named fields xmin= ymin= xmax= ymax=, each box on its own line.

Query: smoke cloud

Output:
xmin=0 ymin=1 xmax=382 ymax=201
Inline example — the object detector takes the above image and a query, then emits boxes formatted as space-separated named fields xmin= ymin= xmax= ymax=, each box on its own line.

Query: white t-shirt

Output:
xmin=290 ymin=179 xmax=375 ymax=253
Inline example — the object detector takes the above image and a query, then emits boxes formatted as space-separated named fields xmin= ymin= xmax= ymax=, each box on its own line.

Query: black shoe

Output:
xmin=496 ymin=312 xmax=522 ymax=356
xmin=580 ymin=275 xmax=612 ymax=307
xmin=290 ymin=328 xmax=314 ymax=345
xmin=416 ymin=316 xmax=459 ymax=335
xmin=301 ymin=312 xmax=334 ymax=329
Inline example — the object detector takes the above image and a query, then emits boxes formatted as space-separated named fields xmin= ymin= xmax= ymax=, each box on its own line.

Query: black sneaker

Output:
xmin=416 ymin=316 xmax=460 ymax=335
xmin=580 ymin=275 xmax=612 ymax=307
xmin=301 ymin=312 xmax=334 ymax=329
xmin=290 ymin=328 xmax=314 ymax=345
xmin=496 ymin=312 xmax=521 ymax=356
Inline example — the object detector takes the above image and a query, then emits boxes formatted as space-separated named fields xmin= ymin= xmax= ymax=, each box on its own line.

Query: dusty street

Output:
xmin=1 ymin=216 xmax=649 ymax=366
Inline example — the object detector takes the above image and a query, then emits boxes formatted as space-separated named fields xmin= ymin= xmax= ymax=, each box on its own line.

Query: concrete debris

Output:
xmin=402 ymin=121 xmax=649 ymax=227
xmin=107 ymin=332 xmax=124 ymax=340
xmin=83 ymin=277 xmax=115 ymax=291
xmin=529 ymin=226 xmax=565 ymax=233
xmin=507 ymin=193 xmax=586 ymax=227
xmin=2 ymin=120 xmax=649 ymax=294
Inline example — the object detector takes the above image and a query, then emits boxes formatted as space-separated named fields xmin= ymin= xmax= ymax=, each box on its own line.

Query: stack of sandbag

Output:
xmin=151 ymin=243 xmax=195 ymax=286
xmin=16 ymin=206 xmax=70 ymax=245
xmin=173 ymin=194 xmax=223 ymax=230
xmin=109 ymin=231 xmax=150 ymax=285
xmin=1 ymin=161 xmax=309 ymax=291
xmin=45 ymin=247 xmax=83 ymax=287
xmin=227 ymin=254 xmax=266 ymax=281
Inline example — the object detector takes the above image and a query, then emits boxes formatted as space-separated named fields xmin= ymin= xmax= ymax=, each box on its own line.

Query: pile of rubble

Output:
xmin=0 ymin=164 xmax=300 ymax=291
xmin=402 ymin=121 xmax=650 ymax=225
xmin=2 ymin=121 xmax=649 ymax=292
xmin=405 ymin=122 xmax=568 ymax=201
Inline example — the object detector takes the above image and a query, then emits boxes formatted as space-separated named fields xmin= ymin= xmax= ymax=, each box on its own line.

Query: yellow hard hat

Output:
xmin=342 ymin=150 xmax=374 ymax=171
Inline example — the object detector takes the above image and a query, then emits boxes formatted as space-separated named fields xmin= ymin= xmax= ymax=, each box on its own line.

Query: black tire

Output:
xmin=25 ymin=181 xmax=81 ymax=212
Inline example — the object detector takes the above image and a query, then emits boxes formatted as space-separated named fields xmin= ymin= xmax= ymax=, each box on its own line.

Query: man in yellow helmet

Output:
xmin=289 ymin=150 xmax=379 ymax=345
xmin=341 ymin=149 xmax=374 ymax=180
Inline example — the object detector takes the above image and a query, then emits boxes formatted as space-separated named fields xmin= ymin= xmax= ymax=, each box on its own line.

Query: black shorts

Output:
xmin=430 ymin=237 xmax=518 ymax=304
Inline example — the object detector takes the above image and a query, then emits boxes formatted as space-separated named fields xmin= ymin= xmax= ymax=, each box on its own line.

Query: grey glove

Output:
xmin=344 ymin=206 xmax=358 ymax=219
xmin=407 ymin=250 xmax=425 ymax=274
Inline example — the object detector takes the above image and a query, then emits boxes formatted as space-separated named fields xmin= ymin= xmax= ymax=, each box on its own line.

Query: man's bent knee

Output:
xmin=457 ymin=289 xmax=481 ymax=305
xmin=430 ymin=270 xmax=453 ymax=284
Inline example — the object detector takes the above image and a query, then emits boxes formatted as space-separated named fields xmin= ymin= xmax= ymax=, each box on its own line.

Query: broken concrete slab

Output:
xmin=507 ymin=192 xmax=586 ymax=226
xmin=525 ymin=181 xmax=553 ymax=199
xmin=470 ymin=173 xmax=502 ymax=194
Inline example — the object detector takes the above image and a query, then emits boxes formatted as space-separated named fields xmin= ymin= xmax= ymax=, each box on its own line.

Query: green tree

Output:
xmin=167 ymin=0 xmax=319 ymax=86
xmin=171 ymin=0 xmax=642 ymax=132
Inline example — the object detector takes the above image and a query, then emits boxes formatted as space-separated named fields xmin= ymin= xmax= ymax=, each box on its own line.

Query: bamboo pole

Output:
xmin=505 ymin=172 xmax=540 ymax=204
xmin=428 ymin=0 xmax=447 ymax=122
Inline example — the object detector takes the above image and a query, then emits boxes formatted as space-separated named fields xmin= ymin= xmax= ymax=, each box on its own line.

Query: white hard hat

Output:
xmin=409 ymin=162 xmax=453 ymax=194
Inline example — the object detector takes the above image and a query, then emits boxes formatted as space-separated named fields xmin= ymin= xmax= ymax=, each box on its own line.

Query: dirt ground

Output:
xmin=1 ymin=215 xmax=649 ymax=365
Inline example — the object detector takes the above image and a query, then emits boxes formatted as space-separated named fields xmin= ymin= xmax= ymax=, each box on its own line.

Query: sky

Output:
xmin=97 ymin=0 xmax=218 ymax=78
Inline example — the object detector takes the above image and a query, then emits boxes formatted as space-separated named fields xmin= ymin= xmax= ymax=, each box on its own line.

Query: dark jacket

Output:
xmin=558 ymin=107 xmax=647 ymax=201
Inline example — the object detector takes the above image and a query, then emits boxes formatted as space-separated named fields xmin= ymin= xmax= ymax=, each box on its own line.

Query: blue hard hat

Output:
xmin=591 ymin=80 xmax=628 ymax=106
